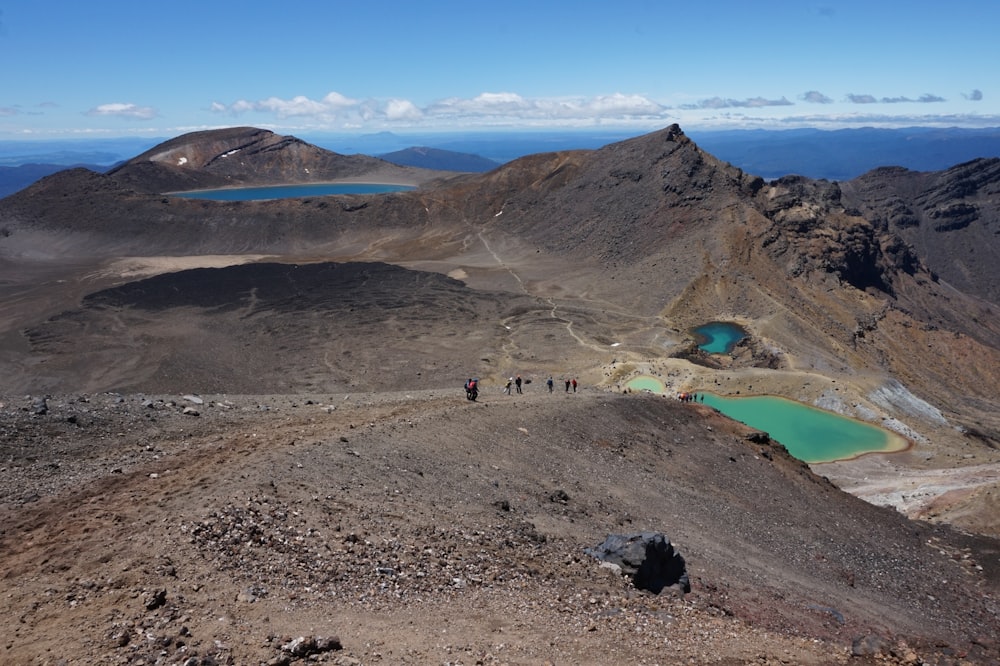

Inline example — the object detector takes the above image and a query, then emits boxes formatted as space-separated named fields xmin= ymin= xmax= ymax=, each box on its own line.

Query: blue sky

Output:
xmin=1 ymin=0 xmax=997 ymax=139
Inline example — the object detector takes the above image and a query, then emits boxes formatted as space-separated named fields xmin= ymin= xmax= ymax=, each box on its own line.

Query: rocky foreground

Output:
xmin=2 ymin=389 xmax=998 ymax=665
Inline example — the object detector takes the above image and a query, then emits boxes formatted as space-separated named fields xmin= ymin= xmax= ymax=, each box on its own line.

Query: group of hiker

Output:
xmin=467 ymin=376 xmax=703 ymax=402
xmin=466 ymin=374 xmax=579 ymax=399
xmin=541 ymin=376 xmax=578 ymax=393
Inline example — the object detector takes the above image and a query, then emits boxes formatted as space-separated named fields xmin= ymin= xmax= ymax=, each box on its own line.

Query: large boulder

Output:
xmin=585 ymin=532 xmax=690 ymax=594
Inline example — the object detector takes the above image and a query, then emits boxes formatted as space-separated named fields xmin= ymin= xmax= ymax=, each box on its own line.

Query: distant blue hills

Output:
xmin=3 ymin=127 xmax=1000 ymax=197
xmin=689 ymin=126 xmax=1000 ymax=181
xmin=375 ymin=146 xmax=501 ymax=173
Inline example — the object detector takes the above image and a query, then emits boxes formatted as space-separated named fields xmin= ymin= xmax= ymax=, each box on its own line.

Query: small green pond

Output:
xmin=624 ymin=377 xmax=908 ymax=463
xmin=626 ymin=376 xmax=667 ymax=393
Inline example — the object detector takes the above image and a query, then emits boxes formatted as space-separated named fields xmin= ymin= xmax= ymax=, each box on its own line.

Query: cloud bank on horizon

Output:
xmin=7 ymin=86 xmax=990 ymax=138
xmin=1 ymin=1 xmax=998 ymax=137
xmin=196 ymin=88 xmax=990 ymax=134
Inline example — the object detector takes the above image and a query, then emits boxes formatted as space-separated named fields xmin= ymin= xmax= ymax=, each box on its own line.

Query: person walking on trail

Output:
xmin=546 ymin=376 xmax=554 ymax=393
xmin=464 ymin=378 xmax=479 ymax=401
xmin=564 ymin=378 xmax=571 ymax=392
xmin=571 ymin=378 xmax=577 ymax=392
xmin=515 ymin=375 xmax=522 ymax=394
xmin=504 ymin=377 xmax=513 ymax=395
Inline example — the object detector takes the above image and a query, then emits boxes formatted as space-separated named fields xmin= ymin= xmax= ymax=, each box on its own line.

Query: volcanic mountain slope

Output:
xmin=1 ymin=390 xmax=998 ymax=665
xmin=106 ymin=126 xmax=457 ymax=194
xmin=2 ymin=124 xmax=999 ymax=456
xmin=0 ymin=126 xmax=1000 ymax=506
xmin=2 ymin=125 xmax=1000 ymax=662
xmin=1 ymin=125 xmax=998 ymax=429
xmin=15 ymin=261 xmax=539 ymax=395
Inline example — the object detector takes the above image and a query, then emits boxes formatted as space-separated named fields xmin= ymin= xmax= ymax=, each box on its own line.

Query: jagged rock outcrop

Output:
xmin=755 ymin=175 xmax=925 ymax=294
xmin=840 ymin=158 xmax=1000 ymax=304
xmin=585 ymin=532 xmax=690 ymax=594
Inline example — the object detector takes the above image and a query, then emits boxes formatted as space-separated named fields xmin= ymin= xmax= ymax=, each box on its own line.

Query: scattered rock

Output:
xmin=585 ymin=532 xmax=690 ymax=594
xmin=143 ymin=588 xmax=167 ymax=610
xmin=851 ymin=634 xmax=888 ymax=657
xmin=280 ymin=635 xmax=342 ymax=657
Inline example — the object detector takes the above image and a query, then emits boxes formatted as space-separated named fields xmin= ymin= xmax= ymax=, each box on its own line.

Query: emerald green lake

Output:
xmin=624 ymin=376 xmax=907 ymax=463
xmin=692 ymin=321 xmax=747 ymax=353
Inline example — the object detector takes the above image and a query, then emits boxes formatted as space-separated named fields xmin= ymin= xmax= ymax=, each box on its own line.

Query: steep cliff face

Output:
xmin=754 ymin=175 xmax=925 ymax=295
xmin=840 ymin=158 xmax=1000 ymax=305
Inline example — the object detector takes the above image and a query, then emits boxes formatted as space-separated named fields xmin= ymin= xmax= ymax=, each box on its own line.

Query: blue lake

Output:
xmin=172 ymin=183 xmax=415 ymax=201
xmin=692 ymin=321 xmax=747 ymax=353
xmin=624 ymin=376 xmax=908 ymax=463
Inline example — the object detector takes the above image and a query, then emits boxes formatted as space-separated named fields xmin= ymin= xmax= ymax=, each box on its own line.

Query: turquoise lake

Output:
xmin=624 ymin=377 xmax=907 ymax=463
xmin=692 ymin=321 xmax=747 ymax=353
xmin=172 ymin=183 xmax=415 ymax=201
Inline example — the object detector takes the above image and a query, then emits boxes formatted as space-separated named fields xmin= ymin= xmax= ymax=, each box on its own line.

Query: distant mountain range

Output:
xmin=3 ymin=127 xmax=1000 ymax=197
xmin=690 ymin=126 xmax=1000 ymax=181
xmin=376 ymin=146 xmax=500 ymax=172
xmin=0 ymin=162 xmax=112 ymax=198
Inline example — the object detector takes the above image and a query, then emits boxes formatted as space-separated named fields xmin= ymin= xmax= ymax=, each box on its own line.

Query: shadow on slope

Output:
xmin=15 ymin=262 xmax=545 ymax=395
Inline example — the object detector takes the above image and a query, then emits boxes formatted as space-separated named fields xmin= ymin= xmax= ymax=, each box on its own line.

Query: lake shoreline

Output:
xmin=624 ymin=375 xmax=910 ymax=464
xmin=166 ymin=179 xmax=421 ymax=197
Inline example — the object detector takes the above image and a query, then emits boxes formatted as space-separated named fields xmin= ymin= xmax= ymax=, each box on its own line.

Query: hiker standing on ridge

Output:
xmin=546 ymin=376 xmax=554 ymax=392
xmin=515 ymin=375 xmax=522 ymax=394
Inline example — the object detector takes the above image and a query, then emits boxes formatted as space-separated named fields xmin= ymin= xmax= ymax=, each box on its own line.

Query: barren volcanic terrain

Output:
xmin=1 ymin=126 xmax=999 ymax=664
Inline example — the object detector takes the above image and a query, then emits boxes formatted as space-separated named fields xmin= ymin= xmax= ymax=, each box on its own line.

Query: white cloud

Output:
xmin=682 ymin=96 xmax=792 ymax=110
xmin=210 ymin=93 xmax=361 ymax=120
xmin=204 ymin=89 xmax=998 ymax=132
xmin=320 ymin=92 xmax=357 ymax=109
xmin=801 ymin=91 xmax=833 ymax=104
xmin=256 ymin=95 xmax=334 ymax=118
xmin=230 ymin=100 xmax=255 ymax=114
xmin=384 ymin=98 xmax=422 ymax=121
xmin=86 ymin=102 xmax=157 ymax=120
xmin=427 ymin=92 xmax=531 ymax=116
xmin=846 ymin=94 xmax=878 ymax=104
xmin=587 ymin=93 xmax=665 ymax=115
xmin=209 ymin=90 xmax=672 ymax=129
